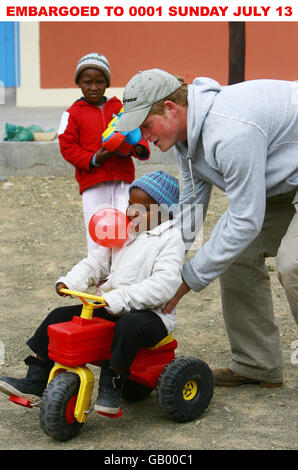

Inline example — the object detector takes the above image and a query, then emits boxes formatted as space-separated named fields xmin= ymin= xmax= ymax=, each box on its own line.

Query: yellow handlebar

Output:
xmin=59 ymin=288 xmax=106 ymax=313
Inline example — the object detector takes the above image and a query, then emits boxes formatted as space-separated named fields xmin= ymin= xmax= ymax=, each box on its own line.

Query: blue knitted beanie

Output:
xmin=129 ymin=171 xmax=179 ymax=208
xmin=75 ymin=52 xmax=111 ymax=86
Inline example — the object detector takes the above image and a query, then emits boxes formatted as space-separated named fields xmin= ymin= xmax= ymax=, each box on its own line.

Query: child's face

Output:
xmin=127 ymin=188 xmax=164 ymax=233
xmin=77 ymin=68 xmax=107 ymax=105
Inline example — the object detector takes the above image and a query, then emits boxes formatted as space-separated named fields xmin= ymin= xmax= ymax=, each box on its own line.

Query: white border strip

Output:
xmin=1 ymin=0 xmax=298 ymax=22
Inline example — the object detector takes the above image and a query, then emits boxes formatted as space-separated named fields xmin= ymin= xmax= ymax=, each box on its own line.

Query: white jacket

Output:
xmin=56 ymin=220 xmax=185 ymax=334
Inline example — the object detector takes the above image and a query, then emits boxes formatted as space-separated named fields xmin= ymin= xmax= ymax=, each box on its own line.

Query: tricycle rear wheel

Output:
xmin=39 ymin=372 xmax=83 ymax=441
xmin=156 ymin=356 xmax=214 ymax=423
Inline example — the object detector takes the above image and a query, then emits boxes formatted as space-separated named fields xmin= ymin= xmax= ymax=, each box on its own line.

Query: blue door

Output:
xmin=0 ymin=22 xmax=20 ymax=88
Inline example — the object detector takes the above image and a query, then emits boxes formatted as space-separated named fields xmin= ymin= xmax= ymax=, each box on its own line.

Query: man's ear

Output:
xmin=163 ymin=100 xmax=178 ymax=116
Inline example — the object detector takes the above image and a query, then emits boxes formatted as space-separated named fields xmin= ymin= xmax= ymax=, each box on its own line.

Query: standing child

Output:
xmin=58 ymin=52 xmax=150 ymax=253
xmin=0 ymin=171 xmax=185 ymax=415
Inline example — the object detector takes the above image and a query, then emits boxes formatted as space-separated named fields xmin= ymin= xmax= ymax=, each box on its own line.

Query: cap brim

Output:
xmin=115 ymin=106 xmax=151 ymax=132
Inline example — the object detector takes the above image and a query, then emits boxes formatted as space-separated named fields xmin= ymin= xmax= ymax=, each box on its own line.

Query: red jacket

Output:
xmin=58 ymin=97 xmax=149 ymax=194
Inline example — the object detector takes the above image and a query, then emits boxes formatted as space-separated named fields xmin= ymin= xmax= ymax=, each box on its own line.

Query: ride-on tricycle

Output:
xmin=9 ymin=288 xmax=214 ymax=442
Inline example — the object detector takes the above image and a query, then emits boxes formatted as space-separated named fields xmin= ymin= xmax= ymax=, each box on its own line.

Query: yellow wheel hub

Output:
xmin=183 ymin=380 xmax=198 ymax=400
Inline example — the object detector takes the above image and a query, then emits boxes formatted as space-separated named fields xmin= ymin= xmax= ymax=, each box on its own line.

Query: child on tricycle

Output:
xmin=0 ymin=170 xmax=214 ymax=441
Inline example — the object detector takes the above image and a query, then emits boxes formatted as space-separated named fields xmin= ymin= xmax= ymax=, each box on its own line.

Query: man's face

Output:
xmin=77 ymin=68 xmax=107 ymax=105
xmin=140 ymin=102 xmax=186 ymax=152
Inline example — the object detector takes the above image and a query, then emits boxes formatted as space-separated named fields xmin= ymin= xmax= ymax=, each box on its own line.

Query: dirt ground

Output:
xmin=0 ymin=169 xmax=297 ymax=452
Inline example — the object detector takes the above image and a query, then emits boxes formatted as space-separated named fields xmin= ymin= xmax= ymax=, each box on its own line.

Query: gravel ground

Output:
xmin=0 ymin=170 xmax=297 ymax=452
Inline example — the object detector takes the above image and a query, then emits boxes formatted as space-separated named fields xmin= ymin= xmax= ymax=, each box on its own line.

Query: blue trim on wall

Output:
xmin=0 ymin=22 xmax=20 ymax=87
xmin=15 ymin=22 xmax=20 ymax=87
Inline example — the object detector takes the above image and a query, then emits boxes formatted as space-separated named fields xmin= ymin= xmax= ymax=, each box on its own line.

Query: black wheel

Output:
xmin=156 ymin=356 xmax=214 ymax=423
xmin=122 ymin=379 xmax=153 ymax=402
xmin=39 ymin=372 xmax=83 ymax=441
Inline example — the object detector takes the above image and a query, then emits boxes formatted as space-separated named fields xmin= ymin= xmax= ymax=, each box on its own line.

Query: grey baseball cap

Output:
xmin=116 ymin=69 xmax=182 ymax=132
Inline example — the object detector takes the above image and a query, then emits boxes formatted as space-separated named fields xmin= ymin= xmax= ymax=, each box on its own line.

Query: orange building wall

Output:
xmin=39 ymin=22 xmax=229 ymax=88
xmin=246 ymin=23 xmax=298 ymax=81
xmin=39 ymin=22 xmax=298 ymax=89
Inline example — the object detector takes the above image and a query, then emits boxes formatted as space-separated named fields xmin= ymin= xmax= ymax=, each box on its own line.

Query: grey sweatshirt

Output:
xmin=177 ymin=78 xmax=298 ymax=292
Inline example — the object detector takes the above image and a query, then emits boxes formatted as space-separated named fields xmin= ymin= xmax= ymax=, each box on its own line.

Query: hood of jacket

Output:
xmin=186 ymin=77 xmax=221 ymax=158
xmin=176 ymin=78 xmax=221 ymax=195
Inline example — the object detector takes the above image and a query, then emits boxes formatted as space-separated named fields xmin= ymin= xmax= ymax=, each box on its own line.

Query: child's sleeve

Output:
xmin=56 ymin=247 xmax=111 ymax=292
xmin=58 ymin=111 xmax=96 ymax=171
xmin=102 ymin=232 xmax=185 ymax=314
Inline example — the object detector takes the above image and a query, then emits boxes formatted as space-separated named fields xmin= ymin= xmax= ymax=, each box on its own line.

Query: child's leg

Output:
xmin=27 ymin=304 xmax=115 ymax=360
xmin=110 ymin=310 xmax=167 ymax=373
xmin=95 ymin=311 xmax=167 ymax=414
xmin=27 ymin=304 xmax=83 ymax=361
xmin=0 ymin=305 xmax=83 ymax=402
xmin=82 ymin=181 xmax=130 ymax=254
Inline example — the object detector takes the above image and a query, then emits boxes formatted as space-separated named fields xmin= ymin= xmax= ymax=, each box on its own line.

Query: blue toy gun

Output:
xmin=102 ymin=107 xmax=149 ymax=160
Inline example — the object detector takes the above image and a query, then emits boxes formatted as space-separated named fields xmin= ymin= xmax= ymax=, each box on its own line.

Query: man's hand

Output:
xmin=162 ymin=280 xmax=191 ymax=314
xmin=56 ymin=282 xmax=69 ymax=297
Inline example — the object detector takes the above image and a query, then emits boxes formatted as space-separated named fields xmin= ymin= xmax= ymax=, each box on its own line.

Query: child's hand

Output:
xmin=56 ymin=282 xmax=69 ymax=297
xmin=95 ymin=147 xmax=115 ymax=165
xmin=104 ymin=302 xmax=125 ymax=318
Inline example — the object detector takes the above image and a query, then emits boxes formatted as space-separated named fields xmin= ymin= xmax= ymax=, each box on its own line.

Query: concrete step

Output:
xmin=0 ymin=105 xmax=178 ymax=177
xmin=0 ymin=140 xmax=177 ymax=177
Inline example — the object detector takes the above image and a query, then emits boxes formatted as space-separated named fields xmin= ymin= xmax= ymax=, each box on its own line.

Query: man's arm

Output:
xmin=182 ymin=125 xmax=268 ymax=292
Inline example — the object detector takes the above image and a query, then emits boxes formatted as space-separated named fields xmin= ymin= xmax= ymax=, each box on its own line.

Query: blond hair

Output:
xmin=149 ymin=83 xmax=188 ymax=115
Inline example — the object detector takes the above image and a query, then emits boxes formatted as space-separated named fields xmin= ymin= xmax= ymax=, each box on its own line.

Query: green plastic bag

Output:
xmin=4 ymin=123 xmax=44 ymax=141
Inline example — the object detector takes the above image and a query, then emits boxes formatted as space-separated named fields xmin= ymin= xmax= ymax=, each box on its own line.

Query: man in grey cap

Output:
xmin=116 ymin=68 xmax=298 ymax=388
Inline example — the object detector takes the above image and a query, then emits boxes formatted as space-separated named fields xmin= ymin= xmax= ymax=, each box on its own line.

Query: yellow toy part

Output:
xmin=101 ymin=107 xmax=123 ymax=141
xmin=150 ymin=334 xmax=174 ymax=350
xmin=59 ymin=288 xmax=106 ymax=320
xmin=47 ymin=363 xmax=95 ymax=423
xmin=182 ymin=379 xmax=198 ymax=401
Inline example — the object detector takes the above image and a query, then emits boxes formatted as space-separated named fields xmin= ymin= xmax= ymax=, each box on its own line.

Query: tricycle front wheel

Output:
xmin=39 ymin=372 xmax=83 ymax=441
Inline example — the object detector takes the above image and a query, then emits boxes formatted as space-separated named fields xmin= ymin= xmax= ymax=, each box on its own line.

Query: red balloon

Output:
xmin=89 ymin=208 xmax=129 ymax=248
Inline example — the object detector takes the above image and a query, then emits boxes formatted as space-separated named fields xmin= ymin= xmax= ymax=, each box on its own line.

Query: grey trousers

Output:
xmin=220 ymin=190 xmax=298 ymax=383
